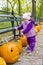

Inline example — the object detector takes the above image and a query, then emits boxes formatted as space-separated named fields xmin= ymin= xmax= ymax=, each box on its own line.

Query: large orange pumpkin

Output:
xmin=0 ymin=57 xmax=6 ymax=65
xmin=0 ymin=43 xmax=19 ymax=63
xmin=10 ymin=40 xmax=22 ymax=54
xmin=0 ymin=45 xmax=2 ymax=57
xmin=15 ymin=40 xmax=22 ymax=54
xmin=20 ymin=35 xmax=28 ymax=47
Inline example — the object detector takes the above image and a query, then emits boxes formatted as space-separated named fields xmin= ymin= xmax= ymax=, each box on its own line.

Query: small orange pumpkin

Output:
xmin=39 ymin=22 xmax=43 ymax=25
xmin=34 ymin=28 xmax=38 ymax=35
xmin=20 ymin=35 xmax=27 ymax=47
xmin=0 ymin=42 xmax=19 ymax=63
xmin=0 ymin=57 xmax=6 ymax=65
xmin=35 ymin=25 xmax=41 ymax=31
xmin=0 ymin=46 xmax=1 ymax=56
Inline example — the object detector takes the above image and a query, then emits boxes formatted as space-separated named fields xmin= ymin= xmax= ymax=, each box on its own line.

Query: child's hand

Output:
xmin=14 ymin=27 xmax=17 ymax=30
xmin=21 ymin=33 xmax=23 ymax=36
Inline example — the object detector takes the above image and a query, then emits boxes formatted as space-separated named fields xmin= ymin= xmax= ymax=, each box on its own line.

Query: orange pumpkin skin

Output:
xmin=34 ymin=28 xmax=38 ymax=35
xmin=0 ymin=43 xmax=19 ymax=64
xmin=0 ymin=46 xmax=1 ymax=56
xmin=20 ymin=35 xmax=28 ymax=47
xmin=0 ymin=57 xmax=6 ymax=65
xmin=40 ymin=22 xmax=43 ymax=25
xmin=10 ymin=40 xmax=22 ymax=54
xmin=35 ymin=25 xmax=41 ymax=31
xmin=16 ymin=40 xmax=22 ymax=54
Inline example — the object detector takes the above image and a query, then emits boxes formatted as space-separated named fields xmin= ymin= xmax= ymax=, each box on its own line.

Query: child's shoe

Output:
xmin=27 ymin=50 xmax=32 ymax=56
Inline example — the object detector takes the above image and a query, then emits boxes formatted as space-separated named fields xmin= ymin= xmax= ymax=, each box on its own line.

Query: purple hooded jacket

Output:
xmin=18 ymin=19 xmax=35 ymax=38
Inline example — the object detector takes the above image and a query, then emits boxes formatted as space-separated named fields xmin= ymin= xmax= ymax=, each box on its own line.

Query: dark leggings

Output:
xmin=27 ymin=36 xmax=36 ymax=52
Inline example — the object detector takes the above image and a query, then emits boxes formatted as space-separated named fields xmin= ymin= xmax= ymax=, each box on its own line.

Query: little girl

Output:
xmin=16 ymin=12 xmax=36 ymax=54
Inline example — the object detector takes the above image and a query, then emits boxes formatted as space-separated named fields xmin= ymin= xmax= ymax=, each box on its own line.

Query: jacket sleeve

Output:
xmin=29 ymin=19 xmax=35 ymax=24
xmin=32 ymin=20 xmax=35 ymax=24
xmin=23 ymin=22 xmax=33 ymax=34
xmin=17 ymin=24 xmax=23 ymax=30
